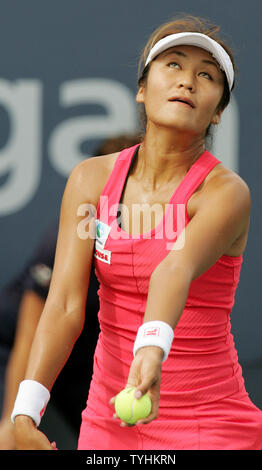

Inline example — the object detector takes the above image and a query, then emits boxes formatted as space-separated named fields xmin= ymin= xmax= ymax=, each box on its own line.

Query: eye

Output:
xmin=167 ymin=61 xmax=180 ymax=69
xmin=199 ymin=71 xmax=213 ymax=80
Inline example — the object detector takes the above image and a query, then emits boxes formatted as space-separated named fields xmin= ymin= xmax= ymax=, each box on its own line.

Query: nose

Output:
xmin=177 ymin=71 xmax=195 ymax=92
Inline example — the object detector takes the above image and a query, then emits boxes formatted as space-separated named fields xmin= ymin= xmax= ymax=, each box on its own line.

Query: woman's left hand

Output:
xmin=110 ymin=346 xmax=163 ymax=426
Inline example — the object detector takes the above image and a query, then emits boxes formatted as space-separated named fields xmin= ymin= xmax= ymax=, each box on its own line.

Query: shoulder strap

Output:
xmin=171 ymin=150 xmax=221 ymax=204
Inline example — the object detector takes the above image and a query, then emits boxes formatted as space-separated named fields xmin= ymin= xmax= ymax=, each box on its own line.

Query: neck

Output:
xmin=134 ymin=125 xmax=206 ymax=189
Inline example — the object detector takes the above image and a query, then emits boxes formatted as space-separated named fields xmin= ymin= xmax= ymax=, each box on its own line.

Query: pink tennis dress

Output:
xmin=78 ymin=145 xmax=262 ymax=450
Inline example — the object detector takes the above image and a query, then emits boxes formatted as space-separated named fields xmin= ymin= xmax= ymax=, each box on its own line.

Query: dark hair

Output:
xmin=137 ymin=15 xmax=236 ymax=144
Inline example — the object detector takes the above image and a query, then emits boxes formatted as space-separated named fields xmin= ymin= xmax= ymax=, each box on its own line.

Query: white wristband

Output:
xmin=11 ymin=380 xmax=50 ymax=427
xmin=133 ymin=321 xmax=174 ymax=362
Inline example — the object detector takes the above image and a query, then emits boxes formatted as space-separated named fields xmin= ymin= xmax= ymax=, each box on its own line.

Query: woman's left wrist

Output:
xmin=133 ymin=320 xmax=174 ymax=362
xmin=135 ymin=345 xmax=164 ymax=361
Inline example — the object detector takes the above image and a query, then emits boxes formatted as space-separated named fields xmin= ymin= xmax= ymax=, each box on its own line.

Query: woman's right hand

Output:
xmin=14 ymin=415 xmax=56 ymax=450
xmin=0 ymin=420 xmax=16 ymax=449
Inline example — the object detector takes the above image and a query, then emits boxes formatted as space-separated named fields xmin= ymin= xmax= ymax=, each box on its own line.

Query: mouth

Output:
xmin=168 ymin=97 xmax=195 ymax=108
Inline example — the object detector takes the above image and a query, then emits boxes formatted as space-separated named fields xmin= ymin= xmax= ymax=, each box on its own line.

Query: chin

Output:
xmin=159 ymin=120 xmax=196 ymax=133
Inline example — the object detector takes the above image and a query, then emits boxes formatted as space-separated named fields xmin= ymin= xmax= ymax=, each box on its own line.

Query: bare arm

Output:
xmin=120 ymin=174 xmax=251 ymax=425
xmin=13 ymin=156 xmax=107 ymax=448
xmin=144 ymin=174 xmax=251 ymax=328
xmin=24 ymin=165 xmax=97 ymax=388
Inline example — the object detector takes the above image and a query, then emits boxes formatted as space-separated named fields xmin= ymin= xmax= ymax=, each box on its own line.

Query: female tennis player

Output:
xmin=12 ymin=15 xmax=262 ymax=450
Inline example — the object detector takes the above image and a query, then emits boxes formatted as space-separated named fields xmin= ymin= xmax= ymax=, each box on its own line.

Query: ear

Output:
xmin=211 ymin=108 xmax=223 ymax=126
xmin=136 ymin=85 xmax=145 ymax=104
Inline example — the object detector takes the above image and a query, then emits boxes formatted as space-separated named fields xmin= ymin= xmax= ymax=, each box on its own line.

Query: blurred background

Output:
xmin=0 ymin=0 xmax=261 ymax=448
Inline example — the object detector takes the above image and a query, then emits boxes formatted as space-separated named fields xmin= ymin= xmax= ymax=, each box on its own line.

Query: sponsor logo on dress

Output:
xmin=95 ymin=219 xmax=111 ymax=249
xmin=94 ymin=246 xmax=111 ymax=265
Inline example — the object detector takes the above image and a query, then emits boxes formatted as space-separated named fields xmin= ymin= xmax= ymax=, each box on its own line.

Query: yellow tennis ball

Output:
xmin=114 ymin=387 xmax=152 ymax=424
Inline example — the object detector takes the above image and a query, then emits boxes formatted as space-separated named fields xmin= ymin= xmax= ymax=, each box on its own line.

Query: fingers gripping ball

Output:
xmin=114 ymin=387 xmax=152 ymax=424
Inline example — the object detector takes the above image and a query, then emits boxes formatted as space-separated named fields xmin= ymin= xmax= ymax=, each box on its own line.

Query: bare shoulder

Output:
xmin=188 ymin=163 xmax=251 ymax=256
xmin=64 ymin=152 xmax=120 ymax=206
xmin=188 ymin=163 xmax=251 ymax=218
xmin=206 ymin=164 xmax=251 ymax=211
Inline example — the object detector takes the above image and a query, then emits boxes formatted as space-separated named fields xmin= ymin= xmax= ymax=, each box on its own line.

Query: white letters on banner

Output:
xmin=0 ymin=78 xmax=239 ymax=215
xmin=48 ymin=79 xmax=138 ymax=177
xmin=0 ymin=80 xmax=42 ymax=215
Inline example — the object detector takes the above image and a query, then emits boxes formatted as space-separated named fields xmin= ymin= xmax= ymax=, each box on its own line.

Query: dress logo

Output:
xmin=94 ymin=247 xmax=111 ymax=265
xmin=95 ymin=219 xmax=111 ymax=264
xmin=95 ymin=219 xmax=111 ymax=249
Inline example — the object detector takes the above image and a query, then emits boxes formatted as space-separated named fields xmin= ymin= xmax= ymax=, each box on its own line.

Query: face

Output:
xmin=136 ymin=45 xmax=225 ymax=137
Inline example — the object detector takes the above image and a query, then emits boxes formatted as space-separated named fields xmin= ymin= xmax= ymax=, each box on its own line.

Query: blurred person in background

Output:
xmin=0 ymin=134 xmax=140 ymax=449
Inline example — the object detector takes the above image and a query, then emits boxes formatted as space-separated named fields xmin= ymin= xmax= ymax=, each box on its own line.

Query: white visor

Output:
xmin=145 ymin=32 xmax=234 ymax=90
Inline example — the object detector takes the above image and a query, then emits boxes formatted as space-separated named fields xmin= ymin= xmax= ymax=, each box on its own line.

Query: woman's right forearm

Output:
xmin=12 ymin=299 xmax=85 ymax=444
xmin=23 ymin=297 xmax=85 ymax=391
